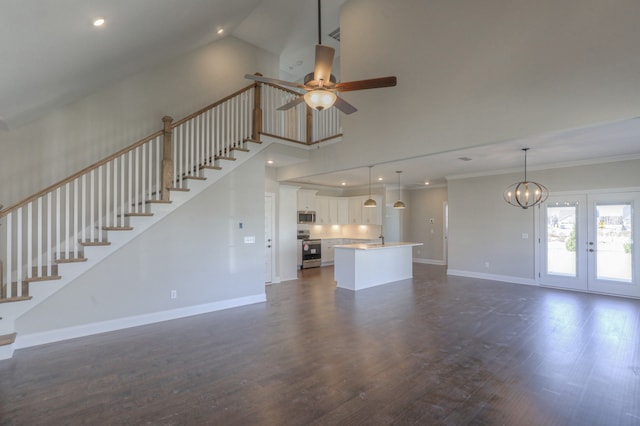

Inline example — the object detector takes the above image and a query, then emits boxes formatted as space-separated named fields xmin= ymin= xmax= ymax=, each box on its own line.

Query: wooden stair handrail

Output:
xmin=0 ymin=130 xmax=163 ymax=218
xmin=171 ymin=83 xmax=256 ymax=128
xmin=0 ymin=79 xmax=317 ymax=219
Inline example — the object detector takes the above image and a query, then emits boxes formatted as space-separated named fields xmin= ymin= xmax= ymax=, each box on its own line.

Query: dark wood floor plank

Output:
xmin=1 ymin=264 xmax=640 ymax=425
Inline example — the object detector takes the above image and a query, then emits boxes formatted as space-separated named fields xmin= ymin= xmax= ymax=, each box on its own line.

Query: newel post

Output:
xmin=252 ymin=73 xmax=263 ymax=141
xmin=161 ymin=116 xmax=174 ymax=202
xmin=306 ymin=106 xmax=313 ymax=144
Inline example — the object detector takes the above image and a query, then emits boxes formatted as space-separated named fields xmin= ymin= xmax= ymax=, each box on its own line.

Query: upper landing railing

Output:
xmin=0 ymin=79 xmax=342 ymax=299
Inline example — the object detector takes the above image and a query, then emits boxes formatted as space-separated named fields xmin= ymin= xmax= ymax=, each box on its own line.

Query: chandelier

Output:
xmin=504 ymin=148 xmax=549 ymax=209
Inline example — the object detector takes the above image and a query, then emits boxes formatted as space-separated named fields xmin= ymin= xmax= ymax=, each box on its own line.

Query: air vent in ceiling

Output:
xmin=328 ymin=28 xmax=340 ymax=42
xmin=458 ymin=156 xmax=473 ymax=161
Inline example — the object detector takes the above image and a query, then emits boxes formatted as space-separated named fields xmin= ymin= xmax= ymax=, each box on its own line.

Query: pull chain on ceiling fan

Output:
xmin=245 ymin=0 xmax=397 ymax=114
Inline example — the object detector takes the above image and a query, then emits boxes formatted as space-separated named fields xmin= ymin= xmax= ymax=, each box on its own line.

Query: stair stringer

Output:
xmin=0 ymin=140 xmax=270 ymax=360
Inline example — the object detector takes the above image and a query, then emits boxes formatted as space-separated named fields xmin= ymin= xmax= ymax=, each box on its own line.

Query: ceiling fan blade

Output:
xmin=244 ymin=74 xmax=306 ymax=91
xmin=277 ymin=96 xmax=306 ymax=111
xmin=314 ymin=45 xmax=335 ymax=84
xmin=333 ymin=96 xmax=358 ymax=115
xmin=335 ymin=76 xmax=397 ymax=92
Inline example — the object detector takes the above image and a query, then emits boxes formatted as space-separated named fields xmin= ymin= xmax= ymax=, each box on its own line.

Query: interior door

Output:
xmin=539 ymin=191 xmax=639 ymax=298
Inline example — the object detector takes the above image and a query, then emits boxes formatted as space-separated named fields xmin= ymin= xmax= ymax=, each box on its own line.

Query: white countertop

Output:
xmin=335 ymin=242 xmax=423 ymax=250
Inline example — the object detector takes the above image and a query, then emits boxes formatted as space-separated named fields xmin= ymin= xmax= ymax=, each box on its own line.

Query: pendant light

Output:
xmin=393 ymin=171 xmax=406 ymax=209
xmin=364 ymin=166 xmax=377 ymax=208
xmin=504 ymin=148 xmax=549 ymax=209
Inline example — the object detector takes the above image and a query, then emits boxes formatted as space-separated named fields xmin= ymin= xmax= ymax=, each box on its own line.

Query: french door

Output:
xmin=539 ymin=191 xmax=640 ymax=298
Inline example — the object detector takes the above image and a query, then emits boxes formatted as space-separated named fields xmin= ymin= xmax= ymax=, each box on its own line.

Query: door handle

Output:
xmin=588 ymin=248 xmax=594 ymax=252
xmin=267 ymin=245 xmax=272 ymax=248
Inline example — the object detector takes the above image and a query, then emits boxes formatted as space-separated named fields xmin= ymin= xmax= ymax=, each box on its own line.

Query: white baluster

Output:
xmin=27 ymin=203 xmax=33 ymax=279
xmin=6 ymin=212 xmax=12 ymax=297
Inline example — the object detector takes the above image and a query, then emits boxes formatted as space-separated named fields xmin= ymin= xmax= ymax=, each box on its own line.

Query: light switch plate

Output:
xmin=244 ymin=236 xmax=256 ymax=244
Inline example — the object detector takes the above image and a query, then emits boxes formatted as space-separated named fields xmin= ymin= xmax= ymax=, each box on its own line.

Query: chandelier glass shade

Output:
xmin=504 ymin=148 xmax=549 ymax=209
xmin=304 ymin=89 xmax=337 ymax=111
xmin=364 ymin=165 xmax=377 ymax=208
xmin=393 ymin=171 xmax=406 ymax=209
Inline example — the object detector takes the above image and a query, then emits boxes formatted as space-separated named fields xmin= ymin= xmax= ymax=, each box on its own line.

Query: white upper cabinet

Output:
xmin=348 ymin=197 xmax=364 ymax=224
xmin=337 ymin=198 xmax=349 ymax=225
xmin=316 ymin=196 xmax=330 ymax=224
xmin=297 ymin=189 xmax=317 ymax=211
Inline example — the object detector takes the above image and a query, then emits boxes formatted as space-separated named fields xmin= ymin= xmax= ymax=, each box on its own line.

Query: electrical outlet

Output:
xmin=170 ymin=290 xmax=177 ymax=299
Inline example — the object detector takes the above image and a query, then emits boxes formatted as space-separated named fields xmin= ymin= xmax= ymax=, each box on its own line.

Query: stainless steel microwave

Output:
xmin=297 ymin=211 xmax=316 ymax=224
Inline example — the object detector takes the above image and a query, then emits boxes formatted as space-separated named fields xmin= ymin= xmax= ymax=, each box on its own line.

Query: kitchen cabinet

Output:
xmin=321 ymin=238 xmax=342 ymax=264
xmin=297 ymin=189 xmax=317 ymax=211
xmin=348 ymin=197 xmax=363 ymax=224
xmin=316 ymin=196 xmax=330 ymax=224
xmin=337 ymin=198 xmax=349 ymax=224
xmin=315 ymin=196 xmax=346 ymax=225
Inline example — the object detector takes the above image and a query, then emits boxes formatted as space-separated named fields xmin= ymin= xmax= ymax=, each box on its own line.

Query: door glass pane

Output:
xmin=596 ymin=203 xmax=632 ymax=282
xmin=546 ymin=204 xmax=577 ymax=277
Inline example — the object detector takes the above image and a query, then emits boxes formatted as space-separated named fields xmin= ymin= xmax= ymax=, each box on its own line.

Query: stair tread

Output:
xmin=56 ymin=257 xmax=88 ymax=263
xmin=200 ymin=165 xmax=222 ymax=170
xmin=183 ymin=175 xmax=206 ymax=181
xmin=0 ymin=333 xmax=17 ymax=346
xmin=230 ymin=146 xmax=250 ymax=152
xmin=244 ymin=138 xmax=263 ymax=144
xmin=146 ymin=200 xmax=172 ymax=204
xmin=80 ymin=241 xmax=111 ymax=246
xmin=103 ymin=226 xmax=134 ymax=231
xmin=0 ymin=296 xmax=32 ymax=304
xmin=124 ymin=212 xmax=154 ymax=217
xmin=168 ymin=187 xmax=190 ymax=192
xmin=215 ymin=156 xmax=236 ymax=161
xmin=24 ymin=275 xmax=62 ymax=283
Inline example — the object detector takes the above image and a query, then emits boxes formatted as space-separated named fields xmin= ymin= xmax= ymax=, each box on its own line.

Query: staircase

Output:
xmin=0 ymin=80 xmax=342 ymax=360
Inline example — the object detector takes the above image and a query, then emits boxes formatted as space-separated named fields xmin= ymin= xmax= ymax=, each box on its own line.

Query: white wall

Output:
xmin=448 ymin=159 xmax=640 ymax=280
xmin=0 ymin=36 xmax=277 ymax=207
xmin=278 ymin=0 xmax=640 ymax=181
xmin=408 ymin=187 xmax=448 ymax=264
xmin=16 ymin=155 xmax=267 ymax=334
xmin=278 ymin=185 xmax=299 ymax=281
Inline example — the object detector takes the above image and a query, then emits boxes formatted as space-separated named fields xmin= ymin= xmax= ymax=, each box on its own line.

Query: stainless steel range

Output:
xmin=301 ymin=239 xmax=321 ymax=269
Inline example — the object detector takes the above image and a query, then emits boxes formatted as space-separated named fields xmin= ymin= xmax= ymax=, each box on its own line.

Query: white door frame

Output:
xmin=265 ymin=192 xmax=276 ymax=284
xmin=536 ymin=188 xmax=640 ymax=298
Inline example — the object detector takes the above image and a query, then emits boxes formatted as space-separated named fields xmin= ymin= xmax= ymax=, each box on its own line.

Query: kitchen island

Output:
xmin=334 ymin=242 xmax=423 ymax=291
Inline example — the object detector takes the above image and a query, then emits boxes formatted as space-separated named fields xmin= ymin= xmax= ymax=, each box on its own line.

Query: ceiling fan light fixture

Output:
xmin=304 ymin=89 xmax=336 ymax=111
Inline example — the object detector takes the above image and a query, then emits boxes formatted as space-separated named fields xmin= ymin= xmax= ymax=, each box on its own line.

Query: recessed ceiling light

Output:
xmin=267 ymin=160 xmax=274 ymax=164
xmin=377 ymin=177 xmax=383 ymax=181
xmin=425 ymin=181 xmax=430 ymax=185
xmin=217 ymin=28 xmax=224 ymax=35
xmin=341 ymin=182 xmax=346 ymax=186
xmin=93 ymin=17 xmax=105 ymax=27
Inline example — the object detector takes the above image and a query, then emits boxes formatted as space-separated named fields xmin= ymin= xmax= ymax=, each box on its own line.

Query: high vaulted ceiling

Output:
xmin=0 ymin=0 xmax=342 ymax=130
xmin=2 ymin=0 xmax=639 ymax=190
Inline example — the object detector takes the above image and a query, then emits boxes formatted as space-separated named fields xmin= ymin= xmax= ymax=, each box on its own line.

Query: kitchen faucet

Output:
xmin=378 ymin=225 xmax=384 ymax=245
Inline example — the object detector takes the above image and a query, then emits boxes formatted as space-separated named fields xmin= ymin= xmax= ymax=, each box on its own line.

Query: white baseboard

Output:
xmin=413 ymin=258 xmax=447 ymax=266
xmin=15 ymin=294 xmax=266 ymax=350
xmin=446 ymin=269 xmax=537 ymax=286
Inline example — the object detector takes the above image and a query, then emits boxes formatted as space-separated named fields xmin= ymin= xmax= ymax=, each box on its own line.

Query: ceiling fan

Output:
xmin=244 ymin=0 xmax=397 ymax=114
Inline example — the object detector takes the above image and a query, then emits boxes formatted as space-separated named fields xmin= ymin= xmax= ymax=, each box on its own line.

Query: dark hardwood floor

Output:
xmin=1 ymin=264 xmax=640 ymax=425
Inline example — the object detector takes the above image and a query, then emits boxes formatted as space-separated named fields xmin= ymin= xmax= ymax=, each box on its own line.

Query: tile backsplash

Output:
xmin=306 ymin=224 xmax=382 ymax=240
